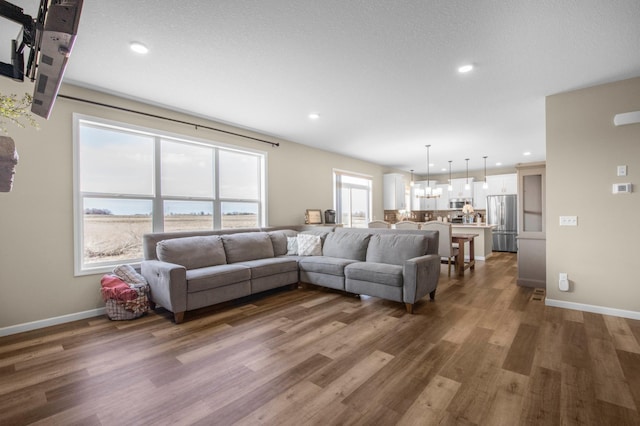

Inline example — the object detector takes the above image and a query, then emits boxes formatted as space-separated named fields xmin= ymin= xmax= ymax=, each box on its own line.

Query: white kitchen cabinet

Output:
xmin=486 ymin=173 xmax=517 ymax=195
xmin=383 ymin=173 xmax=407 ymax=210
xmin=504 ymin=174 xmax=517 ymax=194
xmin=473 ymin=181 xmax=487 ymax=210
xmin=449 ymin=177 xmax=474 ymax=199
xmin=411 ymin=180 xmax=437 ymax=210
xmin=436 ymin=184 xmax=450 ymax=210
xmin=410 ymin=182 xmax=422 ymax=211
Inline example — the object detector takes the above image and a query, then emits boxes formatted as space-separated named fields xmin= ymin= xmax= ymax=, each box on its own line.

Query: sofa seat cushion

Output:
xmin=186 ymin=264 xmax=251 ymax=293
xmin=344 ymin=262 xmax=403 ymax=287
xmin=156 ymin=235 xmax=226 ymax=270
xmin=235 ymin=257 xmax=299 ymax=279
xmin=366 ymin=234 xmax=428 ymax=266
xmin=298 ymin=256 xmax=358 ymax=277
xmin=222 ymin=232 xmax=275 ymax=263
xmin=322 ymin=232 xmax=371 ymax=261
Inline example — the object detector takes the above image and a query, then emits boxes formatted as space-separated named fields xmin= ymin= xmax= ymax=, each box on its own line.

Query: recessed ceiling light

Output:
xmin=495 ymin=162 xmax=502 ymax=166
xmin=523 ymin=151 xmax=531 ymax=156
xmin=308 ymin=113 xmax=320 ymax=120
xmin=130 ymin=42 xmax=149 ymax=54
xmin=458 ymin=64 xmax=474 ymax=73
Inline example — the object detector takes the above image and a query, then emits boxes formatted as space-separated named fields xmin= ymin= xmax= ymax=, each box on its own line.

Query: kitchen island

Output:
xmin=451 ymin=223 xmax=495 ymax=260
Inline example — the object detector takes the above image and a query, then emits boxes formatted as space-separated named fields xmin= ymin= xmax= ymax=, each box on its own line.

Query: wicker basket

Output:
xmin=105 ymin=283 xmax=150 ymax=321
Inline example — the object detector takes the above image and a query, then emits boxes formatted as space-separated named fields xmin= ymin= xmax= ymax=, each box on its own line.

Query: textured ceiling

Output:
xmin=3 ymin=1 xmax=640 ymax=174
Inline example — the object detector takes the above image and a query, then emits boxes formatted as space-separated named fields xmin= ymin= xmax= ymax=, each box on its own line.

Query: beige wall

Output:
xmin=546 ymin=77 xmax=640 ymax=314
xmin=4 ymin=74 xmax=638 ymax=329
xmin=0 ymin=79 xmax=393 ymax=329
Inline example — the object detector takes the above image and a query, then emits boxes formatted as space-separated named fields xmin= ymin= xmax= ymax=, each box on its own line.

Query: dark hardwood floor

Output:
xmin=2 ymin=252 xmax=640 ymax=425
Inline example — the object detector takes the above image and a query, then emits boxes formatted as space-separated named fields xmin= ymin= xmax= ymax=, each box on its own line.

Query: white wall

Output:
xmin=0 ymin=79 xmax=393 ymax=329
xmin=546 ymin=76 xmax=640 ymax=316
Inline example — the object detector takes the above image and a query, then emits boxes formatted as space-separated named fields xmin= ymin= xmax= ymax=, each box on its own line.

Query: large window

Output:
xmin=74 ymin=115 xmax=266 ymax=274
xmin=334 ymin=170 xmax=372 ymax=228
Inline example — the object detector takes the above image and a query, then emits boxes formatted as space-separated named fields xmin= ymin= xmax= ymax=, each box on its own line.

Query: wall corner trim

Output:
xmin=0 ymin=307 xmax=107 ymax=337
xmin=546 ymin=298 xmax=640 ymax=321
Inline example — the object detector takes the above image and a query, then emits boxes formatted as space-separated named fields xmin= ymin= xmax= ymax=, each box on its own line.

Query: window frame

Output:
xmin=333 ymin=169 xmax=373 ymax=228
xmin=73 ymin=114 xmax=267 ymax=276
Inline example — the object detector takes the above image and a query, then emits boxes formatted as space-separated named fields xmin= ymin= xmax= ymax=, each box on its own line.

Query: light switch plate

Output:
xmin=617 ymin=165 xmax=628 ymax=176
xmin=559 ymin=216 xmax=578 ymax=226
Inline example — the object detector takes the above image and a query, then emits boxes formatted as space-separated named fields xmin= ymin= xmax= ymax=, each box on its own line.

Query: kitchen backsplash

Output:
xmin=384 ymin=209 xmax=486 ymax=224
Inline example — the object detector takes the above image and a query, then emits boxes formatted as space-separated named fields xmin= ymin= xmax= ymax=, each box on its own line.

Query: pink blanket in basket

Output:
xmin=100 ymin=275 xmax=138 ymax=301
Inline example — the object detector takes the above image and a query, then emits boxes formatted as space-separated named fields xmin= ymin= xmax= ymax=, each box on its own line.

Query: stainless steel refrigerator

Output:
xmin=486 ymin=194 xmax=518 ymax=252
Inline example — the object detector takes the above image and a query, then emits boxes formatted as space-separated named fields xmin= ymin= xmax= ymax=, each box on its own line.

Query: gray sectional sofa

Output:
xmin=141 ymin=226 xmax=440 ymax=323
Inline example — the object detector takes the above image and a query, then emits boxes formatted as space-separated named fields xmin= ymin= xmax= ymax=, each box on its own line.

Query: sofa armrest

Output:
xmin=402 ymin=254 xmax=440 ymax=304
xmin=141 ymin=260 xmax=187 ymax=314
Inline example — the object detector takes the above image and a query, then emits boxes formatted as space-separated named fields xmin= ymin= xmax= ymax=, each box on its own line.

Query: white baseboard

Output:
xmin=462 ymin=256 xmax=487 ymax=261
xmin=545 ymin=298 xmax=640 ymax=321
xmin=0 ymin=308 xmax=106 ymax=337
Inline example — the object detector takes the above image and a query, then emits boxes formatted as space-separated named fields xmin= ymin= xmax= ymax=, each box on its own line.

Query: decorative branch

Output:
xmin=0 ymin=93 xmax=39 ymax=133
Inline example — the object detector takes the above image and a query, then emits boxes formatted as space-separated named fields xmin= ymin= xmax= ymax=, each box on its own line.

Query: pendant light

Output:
xmin=482 ymin=156 xmax=488 ymax=189
xmin=448 ymin=160 xmax=453 ymax=191
xmin=425 ymin=145 xmax=432 ymax=195
xmin=410 ymin=169 xmax=414 ymax=187
xmin=416 ymin=145 xmax=440 ymax=199
xmin=464 ymin=158 xmax=470 ymax=190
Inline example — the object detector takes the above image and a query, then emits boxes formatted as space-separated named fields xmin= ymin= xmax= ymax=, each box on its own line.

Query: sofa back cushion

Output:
xmin=222 ymin=232 xmax=275 ymax=263
xmin=156 ymin=235 xmax=226 ymax=269
xmin=143 ymin=228 xmax=262 ymax=260
xmin=334 ymin=227 xmax=439 ymax=256
xmin=268 ymin=230 xmax=298 ymax=256
xmin=366 ymin=234 xmax=428 ymax=266
xmin=322 ymin=232 xmax=371 ymax=261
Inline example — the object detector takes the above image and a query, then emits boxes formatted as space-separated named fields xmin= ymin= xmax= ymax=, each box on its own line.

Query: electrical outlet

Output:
xmin=559 ymin=273 xmax=569 ymax=291
xmin=559 ymin=216 xmax=578 ymax=226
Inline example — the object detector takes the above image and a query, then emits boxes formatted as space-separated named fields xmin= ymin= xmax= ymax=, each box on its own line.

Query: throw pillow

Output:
xmin=297 ymin=233 xmax=322 ymax=256
xmin=269 ymin=230 xmax=297 ymax=256
xmin=287 ymin=236 xmax=298 ymax=255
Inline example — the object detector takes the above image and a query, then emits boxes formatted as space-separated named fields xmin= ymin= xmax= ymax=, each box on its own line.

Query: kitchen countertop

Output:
xmin=450 ymin=223 xmax=496 ymax=229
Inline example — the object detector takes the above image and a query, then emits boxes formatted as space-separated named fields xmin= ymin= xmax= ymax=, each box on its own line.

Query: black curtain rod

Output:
xmin=56 ymin=94 xmax=280 ymax=148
